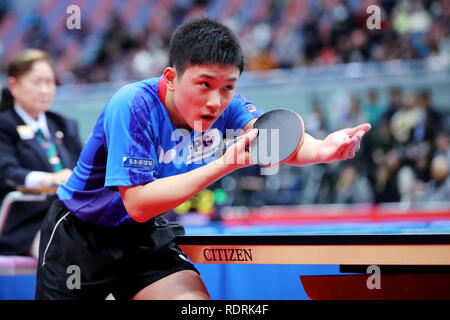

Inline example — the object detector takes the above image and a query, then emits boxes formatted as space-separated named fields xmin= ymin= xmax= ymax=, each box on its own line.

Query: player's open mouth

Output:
xmin=200 ymin=115 xmax=215 ymax=121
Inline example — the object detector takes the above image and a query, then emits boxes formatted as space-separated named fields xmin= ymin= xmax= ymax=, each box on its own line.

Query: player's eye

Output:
xmin=224 ymin=85 xmax=234 ymax=92
xmin=200 ymin=82 xmax=210 ymax=89
xmin=28 ymin=78 xmax=41 ymax=86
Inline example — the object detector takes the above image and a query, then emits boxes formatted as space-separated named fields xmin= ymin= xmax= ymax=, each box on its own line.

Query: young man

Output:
xmin=35 ymin=18 xmax=370 ymax=300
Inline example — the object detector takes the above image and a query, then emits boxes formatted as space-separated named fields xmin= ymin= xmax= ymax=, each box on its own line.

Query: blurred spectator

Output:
xmin=373 ymin=162 xmax=401 ymax=203
xmin=382 ymin=87 xmax=404 ymax=121
xmin=361 ymin=89 xmax=386 ymax=126
xmin=392 ymin=152 xmax=421 ymax=203
xmin=131 ymin=41 xmax=168 ymax=79
xmin=334 ymin=164 xmax=374 ymax=204
xmin=363 ymin=115 xmax=401 ymax=204
xmin=264 ymin=166 xmax=303 ymax=206
xmin=341 ymin=94 xmax=368 ymax=129
xmin=93 ymin=12 xmax=137 ymax=82
xmin=410 ymin=89 xmax=443 ymax=144
xmin=0 ymin=0 xmax=10 ymax=24
xmin=0 ymin=49 xmax=82 ymax=257
xmin=369 ymin=118 xmax=397 ymax=165
xmin=184 ymin=0 xmax=210 ymax=21
xmin=1 ymin=0 xmax=449 ymax=82
xmin=246 ymin=49 xmax=278 ymax=71
xmin=24 ymin=8 xmax=49 ymax=51
xmin=231 ymin=166 xmax=266 ymax=207
xmin=363 ymin=116 xmax=396 ymax=179
xmin=392 ymin=0 xmax=434 ymax=58
xmin=399 ymin=90 xmax=442 ymax=183
xmin=415 ymin=154 xmax=450 ymax=202
xmin=304 ymin=99 xmax=330 ymax=139
xmin=270 ymin=21 xmax=303 ymax=69
xmin=390 ymin=93 xmax=421 ymax=144
xmin=434 ymin=131 xmax=450 ymax=161
xmin=302 ymin=10 xmax=323 ymax=65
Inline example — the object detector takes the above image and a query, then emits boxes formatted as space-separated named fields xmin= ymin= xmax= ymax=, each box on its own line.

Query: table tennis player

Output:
xmin=35 ymin=18 xmax=370 ymax=300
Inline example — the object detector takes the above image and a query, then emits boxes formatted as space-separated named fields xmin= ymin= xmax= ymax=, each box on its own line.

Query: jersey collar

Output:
xmin=158 ymin=77 xmax=167 ymax=108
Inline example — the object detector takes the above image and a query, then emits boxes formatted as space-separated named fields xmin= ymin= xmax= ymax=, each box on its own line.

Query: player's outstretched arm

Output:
xmin=243 ymin=117 xmax=371 ymax=166
xmin=119 ymin=129 xmax=258 ymax=223
xmin=288 ymin=123 xmax=371 ymax=166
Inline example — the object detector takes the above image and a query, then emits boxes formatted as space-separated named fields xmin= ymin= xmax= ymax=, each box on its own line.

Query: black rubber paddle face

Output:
xmin=250 ymin=109 xmax=304 ymax=167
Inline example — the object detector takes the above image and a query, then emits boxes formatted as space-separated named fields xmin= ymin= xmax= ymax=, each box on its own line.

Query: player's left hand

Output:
xmin=316 ymin=123 xmax=371 ymax=163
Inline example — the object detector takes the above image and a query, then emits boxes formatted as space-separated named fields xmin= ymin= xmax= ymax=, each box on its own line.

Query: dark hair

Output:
xmin=0 ymin=49 xmax=54 ymax=111
xmin=0 ymin=88 xmax=14 ymax=110
xmin=168 ymin=18 xmax=245 ymax=76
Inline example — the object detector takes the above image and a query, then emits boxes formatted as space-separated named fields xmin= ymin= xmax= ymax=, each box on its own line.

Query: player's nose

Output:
xmin=206 ymin=91 xmax=221 ymax=112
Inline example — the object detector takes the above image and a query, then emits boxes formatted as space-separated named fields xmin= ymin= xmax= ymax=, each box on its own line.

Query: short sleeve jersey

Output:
xmin=57 ymin=77 xmax=263 ymax=226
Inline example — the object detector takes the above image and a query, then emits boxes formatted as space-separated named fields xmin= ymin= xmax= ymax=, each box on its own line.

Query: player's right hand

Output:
xmin=220 ymin=128 xmax=258 ymax=170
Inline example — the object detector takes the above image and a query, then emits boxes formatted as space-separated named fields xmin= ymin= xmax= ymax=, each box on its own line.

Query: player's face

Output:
xmin=173 ymin=63 xmax=239 ymax=132
xmin=9 ymin=60 xmax=56 ymax=119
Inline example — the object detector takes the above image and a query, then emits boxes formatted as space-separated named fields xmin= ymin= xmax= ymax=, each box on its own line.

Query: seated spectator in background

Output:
xmin=0 ymin=49 xmax=82 ymax=257
xmin=434 ymin=131 xmax=450 ymax=161
xmin=24 ymin=8 xmax=49 ymax=51
xmin=341 ymin=94 xmax=368 ymax=129
xmin=366 ymin=120 xmax=402 ymax=204
xmin=368 ymin=118 xmax=397 ymax=165
xmin=304 ymin=99 xmax=329 ymax=140
xmin=390 ymin=93 xmax=421 ymax=144
xmin=374 ymin=150 xmax=402 ymax=203
xmin=232 ymin=165 xmax=266 ymax=207
xmin=246 ymin=49 xmax=278 ymax=71
xmin=0 ymin=0 xmax=10 ymax=24
xmin=409 ymin=90 xmax=442 ymax=145
xmin=382 ymin=87 xmax=403 ymax=121
xmin=400 ymin=90 xmax=441 ymax=183
xmin=415 ymin=154 xmax=450 ymax=203
xmin=374 ymin=163 xmax=401 ymax=204
xmin=361 ymin=89 xmax=386 ymax=126
xmin=412 ymin=151 xmax=431 ymax=183
xmin=334 ymin=164 xmax=374 ymax=204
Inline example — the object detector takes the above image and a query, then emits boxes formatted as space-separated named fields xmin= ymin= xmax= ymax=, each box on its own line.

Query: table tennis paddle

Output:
xmin=224 ymin=109 xmax=305 ymax=167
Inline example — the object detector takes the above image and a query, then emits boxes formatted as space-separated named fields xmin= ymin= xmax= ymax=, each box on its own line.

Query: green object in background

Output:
xmin=214 ymin=188 xmax=227 ymax=205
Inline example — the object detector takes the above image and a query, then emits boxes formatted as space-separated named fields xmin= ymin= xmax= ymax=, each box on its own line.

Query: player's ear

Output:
xmin=163 ymin=67 xmax=177 ymax=92
xmin=7 ymin=77 xmax=19 ymax=96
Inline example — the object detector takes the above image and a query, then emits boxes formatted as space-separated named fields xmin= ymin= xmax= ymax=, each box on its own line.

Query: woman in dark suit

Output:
xmin=0 ymin=49 xmax=82 ymax=257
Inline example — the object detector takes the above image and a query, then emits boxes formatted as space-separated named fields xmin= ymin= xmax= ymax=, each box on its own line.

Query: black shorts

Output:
xmin=35 ymin=199 xmax=198 ymax=300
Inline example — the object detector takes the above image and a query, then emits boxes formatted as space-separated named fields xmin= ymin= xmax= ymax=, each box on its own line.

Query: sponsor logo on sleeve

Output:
xmin=122 ymin=157 xmax=154 ymax=170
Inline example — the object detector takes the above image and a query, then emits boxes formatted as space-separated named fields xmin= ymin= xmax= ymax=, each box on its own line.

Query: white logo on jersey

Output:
xmin=187 ymin=129 xmax=222 ymax=164
xmin=158 ymin=128 xmax=223 ymax=165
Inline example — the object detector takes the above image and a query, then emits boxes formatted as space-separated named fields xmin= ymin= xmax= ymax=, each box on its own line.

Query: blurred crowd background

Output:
xmin=1 ymin=0 xmax=449 ymax=83
xmin=1 ymin=0 xmax=450 ymax=212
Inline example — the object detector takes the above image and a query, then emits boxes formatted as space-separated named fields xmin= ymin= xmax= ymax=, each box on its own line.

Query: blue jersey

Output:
xmin=57 ymin=77 xmax=262 ymax=226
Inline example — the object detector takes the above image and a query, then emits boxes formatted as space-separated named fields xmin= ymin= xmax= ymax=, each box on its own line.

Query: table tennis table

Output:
xmin=176 ymin=234 xmax=450 ymax=299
